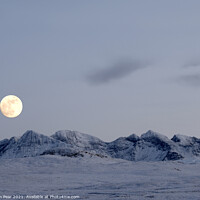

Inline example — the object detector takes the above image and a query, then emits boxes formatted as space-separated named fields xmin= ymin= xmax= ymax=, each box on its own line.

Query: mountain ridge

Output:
xmin=0 ymin=129 xmax=200 ymax=161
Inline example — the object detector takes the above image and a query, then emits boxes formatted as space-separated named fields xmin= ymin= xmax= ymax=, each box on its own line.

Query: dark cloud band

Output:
xmin=183 ymin=60 xmax=200 ymax=68
xmin=86 ymin=60 xmax=148 ymax=85
xmin=179 ymin=74 xmax=200 ymax=86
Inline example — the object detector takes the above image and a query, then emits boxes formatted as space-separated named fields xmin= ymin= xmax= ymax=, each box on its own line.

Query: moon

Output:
xmin=0 ymin=95 xmax=23 ymax=118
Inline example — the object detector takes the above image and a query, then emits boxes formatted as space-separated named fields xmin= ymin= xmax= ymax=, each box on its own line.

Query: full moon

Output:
xmin=0 ymin=95 xmax=23 ymax=118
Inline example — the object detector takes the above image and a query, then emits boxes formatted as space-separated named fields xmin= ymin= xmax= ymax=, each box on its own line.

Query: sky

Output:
xmin=1 ymin=0 xmax=200 ymax=141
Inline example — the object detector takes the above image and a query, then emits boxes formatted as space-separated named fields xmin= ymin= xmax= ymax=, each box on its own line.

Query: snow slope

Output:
xmin=51 ymin=130 xmax=107 ymax=155
xmin=0 ymin=155 xmax=200 ymax=200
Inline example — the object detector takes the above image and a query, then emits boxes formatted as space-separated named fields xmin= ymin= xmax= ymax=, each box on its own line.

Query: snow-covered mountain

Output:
xmin=106 ymin=130 xmax=183 ymax=161
xmin=51 ymin=130 xmax=107 ymax=153
xmin=0 ymin=130 xmax=70 ymax=159
xmin=0 ymin=129 xmax=200 ymax=161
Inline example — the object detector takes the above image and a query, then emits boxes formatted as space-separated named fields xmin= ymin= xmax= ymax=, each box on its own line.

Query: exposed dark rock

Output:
xmin=164 ymin=152 xmax=184 ymax=161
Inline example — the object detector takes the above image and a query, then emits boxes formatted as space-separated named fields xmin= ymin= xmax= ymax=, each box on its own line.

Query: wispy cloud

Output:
xmin=86 ymin=60 xmax=148 ymax=85
xmin=176 ymin=59 xmax=200 ymax=87
xmin=178 ymin=74 xmax=200 ymax=87
xmin=183 ymin=60 xmax=200 ymax=68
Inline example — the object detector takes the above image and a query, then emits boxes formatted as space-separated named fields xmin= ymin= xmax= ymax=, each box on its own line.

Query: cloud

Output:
xmin=86 ymin=60 xmax=148 ymax=85
xmin=177 ymin=59 xmax=200 ymax=87
xmin=183 ymin=60 xmax=200 ymax=68
xmin=178 ymin=74 xmax=200 ymax=87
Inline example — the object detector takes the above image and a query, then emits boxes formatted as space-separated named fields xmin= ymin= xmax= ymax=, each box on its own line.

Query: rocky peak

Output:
xmin=126 ymin=133 xmax=139 ymax=142
xmin=171 ymin=134 xmax=195 ymax=146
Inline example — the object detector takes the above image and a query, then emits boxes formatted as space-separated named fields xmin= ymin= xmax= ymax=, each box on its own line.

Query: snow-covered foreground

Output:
xmin=0 ymin=155 xmax=200 ymax=200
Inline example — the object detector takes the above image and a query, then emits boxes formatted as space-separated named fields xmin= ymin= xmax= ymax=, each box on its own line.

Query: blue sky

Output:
xmin=1 ymin=0 xmax=200 ymax=141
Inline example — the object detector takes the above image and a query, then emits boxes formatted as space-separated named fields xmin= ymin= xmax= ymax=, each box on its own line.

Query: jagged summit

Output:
xmin=141 ymin=130 xmax=170 ymax=141
xmin=51 ymin=130 xmax=107 ymax=156
xmin=20 ymin=130 xmax=52 ymax=144
xmin=171 ymin=134 xmax=198 ymax=146
xmin=52 ymin=130 xmax=104 ymax=146
xmin=126 ymin=133 xmax=139 ymax=142
xmin=19 ymin=130 xmax=62 ymax=146
xmin=0 ymin=129 xmax=200 ymax=161
xmin=23 ymin=130 xmax=40 ymax=135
